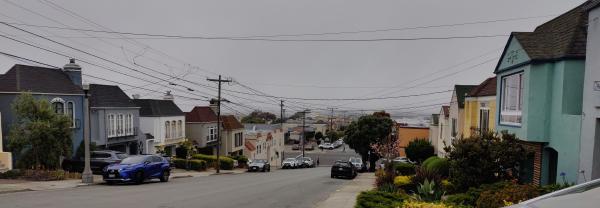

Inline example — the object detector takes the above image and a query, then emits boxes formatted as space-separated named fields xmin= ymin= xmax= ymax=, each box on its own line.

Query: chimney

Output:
xmin=209 ymin=98 xmax=218 ymax=114
xmin=63 ymin=58 xmax=82 ymax=87
xmin=163 ymin=91 xmax=174 ymax=100
xmin=132 ymin=94 xmax=141 ymax=99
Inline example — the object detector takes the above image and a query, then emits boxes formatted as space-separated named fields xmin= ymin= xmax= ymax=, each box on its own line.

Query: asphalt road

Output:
xmin=0 ymin=148 xmax=360 ymax=208
xmin=283 ymin=144 xmax=361 ymax=166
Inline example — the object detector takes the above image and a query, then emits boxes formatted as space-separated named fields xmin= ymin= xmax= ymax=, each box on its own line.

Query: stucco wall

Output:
xmin=185 ymin=122 xmax=217 ymax=148
xmin=463 ymin=97 xmax=496 ymax=138
xmin=397 ymin=127 xmax=429 ymax=156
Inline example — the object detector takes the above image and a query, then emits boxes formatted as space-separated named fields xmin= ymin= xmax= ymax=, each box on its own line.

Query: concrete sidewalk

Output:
xmin=315 ymin=172 xmax=375 ymax=208
xmin=0 ymin=168 xmax=247 ymax=194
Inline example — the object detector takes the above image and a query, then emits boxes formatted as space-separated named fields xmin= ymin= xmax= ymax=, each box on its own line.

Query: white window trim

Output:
xmin=500 ymin=72 xmax=524 ymax=126
xmin=165 ymin=121 xmax=171 ymax=139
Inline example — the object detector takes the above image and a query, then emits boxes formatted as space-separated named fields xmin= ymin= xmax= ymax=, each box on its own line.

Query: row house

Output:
xmin=221 ymin=115 xmax=245 ymax=156
xmin=0 ymin=60 xmax=85 ymax=156
xmin=428 ymin=114 xmax=440 ymax=155
xmin=244 ymin=124 xmax=284 ymax=167
xmin=463 ymin=77 xmax=497 ymax=138
xmin=0 ymin=112 xmax=11 ymax=170
xmin=493 ymin=2 xmax=587 ymax=185
xmin=580 ymin=1 xmax=600 ymax=183
xmin=448 ymin=85 xmax=476 ymax=141
xmin=185 ymin=105 xmax=219 ymax=155
xmin=433 ymin=106 xmax=450 ymax=156
xmin=89 ymin=84 xmax=142 ymax=154
xmin=133 ymin=97 xmax=185 ymax=154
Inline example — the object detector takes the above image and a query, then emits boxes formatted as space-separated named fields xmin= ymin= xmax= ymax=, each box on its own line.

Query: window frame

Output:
xmin=499 ymin=72 xmax=524 ymax=126
xmin=66 ymin=101 xmax=75 ymax=128
xmin=165 ymin=121 xmax=170 ymax=139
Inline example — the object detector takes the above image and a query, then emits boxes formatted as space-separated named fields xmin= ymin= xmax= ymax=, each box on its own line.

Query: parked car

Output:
xmin=103 ymin=155 xmax=171 ymax=184
xmin=349 ymin=157 xmax=364 ymax=172
xmin=248 ymin=159 xmax=270 ymax=172
xmin=62 ymin=150 xmax=129 ymax=174
xmin=299 ymin=157 xmax=315 ymax=168
xmin=305 ymin=144 xmax=315 ymax=151
xmin=331 ymin=160 xmax=357 ymax=179
xmin=319 ymin=143 xmax=334 ymax=150
xmin=292 ymin=144 xmax=300 ymax=150
xmin=333 ymin=140 xmax=343 ymax=148
xmin=282 ymin=158 xmax=299 ymax=169
xmin=506 ymin=178 xmax=600 ymax=208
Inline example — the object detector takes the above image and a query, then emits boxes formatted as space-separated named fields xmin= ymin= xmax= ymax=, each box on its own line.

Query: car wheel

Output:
xmin=261 ymin=167 xmax=266 ymax=172
xmin=134 ymin=171 xmax=144 ymax=185
xmin=160 ymin=170 xmax=170 ymax=182
xmin=267 ymin=167 xmax=271 ymax=172
xmin=331 ymin=174 xmax=335 ymax=178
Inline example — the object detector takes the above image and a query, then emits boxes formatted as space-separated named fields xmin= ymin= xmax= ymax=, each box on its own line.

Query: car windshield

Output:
xmin=253 ymin=159 xmax=266 ymax=163
xmin=350 ymin=158 xmax=361 ymax=163
xmin=284 ymin=158 xmax=296 ymax=162
xmin=303 ymin=157 xmax=312 ymax=161
xmin=116 ymin=153 xmax=129 ymax=159
xmin=335 ymin=161 xmax=350 ymax=167
xmin=120 ymin=156 xmax=147 ymax=164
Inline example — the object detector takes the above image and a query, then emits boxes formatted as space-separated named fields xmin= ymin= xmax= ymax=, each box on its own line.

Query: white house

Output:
xmin=244 ymin=124 xmax=285 ymax=167
xmin=133 ymin=98 xmax=185 ymax=154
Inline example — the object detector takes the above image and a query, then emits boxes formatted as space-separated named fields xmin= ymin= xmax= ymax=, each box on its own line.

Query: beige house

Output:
xmin=220 ymin=115 xmax=245 ymax=156
xmin=428 ymin=114 xmax=440 ymax=155
xmin=244 ymin=124 xmax=285 ymax=167
xmin=436 ymin=106 xmax=450 ymax=157
xmin=448 ymin=85 xmax=476 ymax=141
xmin=0 ymin=112 xmax=12 ymax=171
xmin=185 ymin=106 xmax=219 ymax=155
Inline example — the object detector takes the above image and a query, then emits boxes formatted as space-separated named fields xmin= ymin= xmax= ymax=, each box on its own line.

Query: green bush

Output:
xmin=411 ymin=166 xmax=441 ymax=187
xmin=191 ymin=154 xmax=234 ymax=170
xmin=475 ymin=182 xmax=540 ymax=208
xmin=422 ymin=156 xmax=449 ymax=177
xmin=444 ymin=193 xmax=476 ymax=206
xmin=172 ymin=158 xmax=187 ymax=169
xmin=188 ymin=160 xmax=207 ymax=171
xmin=394 ymin=162 xmax=416 ymax=176
xmin=405 ymin=139 xmax=434 ymax=164
xmin=230 ymin=155 xmax=249 ymax=164
xmin=355 ymin=190 xmax=407 ymax=208
xmin=0 ymin=169 xmax=23 ymax=179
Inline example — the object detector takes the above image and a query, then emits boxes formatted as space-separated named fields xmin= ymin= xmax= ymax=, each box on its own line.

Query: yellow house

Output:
xmin=463 ymin=77 xmax=497 ymax=138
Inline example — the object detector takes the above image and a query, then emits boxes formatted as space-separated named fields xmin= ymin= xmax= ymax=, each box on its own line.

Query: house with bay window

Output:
xmin=494 ymin=2 xmax=587 ymax=185
xmin=133 ymin=98 xmax=185 ymax=154
xmin=0 ymin=60 xmax=84 ymax=156
xmin=89 ymin=84 xmax=142 ymax=154
xmin=221 ymin=115 xmax=245 ymax=156
xmin=463 ymin=77 xmax=497 ymax=138
xmin=185 ymin=105 xmax=219 ymax=155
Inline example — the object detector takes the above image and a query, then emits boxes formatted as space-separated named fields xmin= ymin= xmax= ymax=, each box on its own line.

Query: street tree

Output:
xmin=315 ymin=131 xmax=324 ymax=140
xmin=343 ymin=111 xmax=394 ymax=171
xmin=241 ymin=111 xmax=277 ymax=124
xmin=405 ymin=139 xmax=435 ymax=164
xmin=8 ymin=93 xmax=73 ymax=170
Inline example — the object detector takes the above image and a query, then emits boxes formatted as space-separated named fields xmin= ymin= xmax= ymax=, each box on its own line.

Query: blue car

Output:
xmin=103 ymin=155 xmax=171 ymax=184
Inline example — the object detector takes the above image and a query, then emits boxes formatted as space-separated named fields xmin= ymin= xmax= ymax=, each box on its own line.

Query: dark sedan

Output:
xmin=62 ymin=150 xmax=128 ymax=174
xmin=247 ymin=159 xmax=270 ymax=172
xmin=331 ymin=161 xmax=357 ymax=179
xmin=103 ymin=155 xmax=171 ymax=184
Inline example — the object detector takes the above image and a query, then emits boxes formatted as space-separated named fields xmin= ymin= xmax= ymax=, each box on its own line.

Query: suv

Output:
xmin=349 ymin=157 xmax=364 ymax=172
xmin=282 ymin=158 xmax=299 ymax=169
xmin=62 ymin=150 xmax=129 ymax=174
xmin=299 ymin=157 xmax=315 ymax=168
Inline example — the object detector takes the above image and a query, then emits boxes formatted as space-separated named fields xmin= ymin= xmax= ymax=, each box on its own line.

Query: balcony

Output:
xmin=108 ymin=127 xmax=138 ymax=140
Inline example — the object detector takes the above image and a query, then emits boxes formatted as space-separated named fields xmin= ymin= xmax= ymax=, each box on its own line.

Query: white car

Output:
xmin=282 ymin=158 xmax=299 ymax=169
xmin=349 ymin=157 xmax=364 ymax=172
xmin=392 ymin=157 xmax=414 ymax=164
xmin=506 ymin=178 xmax=600 ymax=208
xmin=319 ymin=143 xmax=334 ymax=149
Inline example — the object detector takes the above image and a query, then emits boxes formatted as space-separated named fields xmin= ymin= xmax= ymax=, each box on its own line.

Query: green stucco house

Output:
xmin=494 ymin=3 xmax=588 ymax=185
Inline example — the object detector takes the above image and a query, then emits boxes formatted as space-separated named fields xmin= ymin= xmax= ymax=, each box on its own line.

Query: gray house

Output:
xmin=0 ymin=60 xmax=85 ymax=155
xmin=89 ymin=84 xmax=142 ymax=154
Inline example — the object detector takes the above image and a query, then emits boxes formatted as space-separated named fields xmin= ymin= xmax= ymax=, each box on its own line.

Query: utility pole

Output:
xmin=280 ymin=100 xmax=285 ymax=128
xmin=328 ymin=107 xmax=336 ymax=132
xmin=81 ymin=84 xmax=93 ymax=184
xmin=207 ymin=75 xmax=232 ymax=174
xmin=301 ymin=109 xmax=310 ymax=157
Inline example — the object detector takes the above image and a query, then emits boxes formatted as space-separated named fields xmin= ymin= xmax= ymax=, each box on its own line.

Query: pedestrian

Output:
xmin=316 ymin=157 xmax=320 ymax=167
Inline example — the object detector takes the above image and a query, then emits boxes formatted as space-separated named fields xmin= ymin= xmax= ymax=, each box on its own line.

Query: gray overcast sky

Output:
xmin=0 ymin=0 xmax=587 ymax=117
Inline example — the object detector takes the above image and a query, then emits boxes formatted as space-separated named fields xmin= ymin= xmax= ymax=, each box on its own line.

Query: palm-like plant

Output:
xmin=413 ymin=179 xmax=445 ymax=202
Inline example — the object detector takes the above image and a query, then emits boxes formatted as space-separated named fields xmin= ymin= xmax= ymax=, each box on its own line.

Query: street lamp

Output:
xmin=82 ymin=84 xmax=93 ymax=184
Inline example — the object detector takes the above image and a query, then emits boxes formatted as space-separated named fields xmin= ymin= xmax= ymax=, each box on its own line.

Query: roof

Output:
xmin=454 ymin=85 xmax=477 ymax=108
xmin=496 ymin=2 xmax=589 ymax=73
xmin=441 ymin=106 xmax=449 ymax=118
xmin=467 ymin=77 xmax=497 ymax=97
xmin=89 ymin=84 xmax=137 ymax=108
xmin=221 ymin=115 xmax=243 ymax=130
xmin=586 ymin=0 xmax=600 ymax=11
xmin=0 ymin=64 xmax=83 ymax=94
xmin=244 ymin=141 xmax=256 ymax=151
xmin=132 ymin=99 xmax=184 ymax=117
xmin=185 ymin=106 xmax=217 ymax=123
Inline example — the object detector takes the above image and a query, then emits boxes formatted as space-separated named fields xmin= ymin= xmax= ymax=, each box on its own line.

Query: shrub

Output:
xmin=405 ymin=139 xmax=434 ymax=164
xmin=444 ymin=132 xmax=529 ymax=191
xmin=0 ymin=169 xmax=23 ymax=179
xmin=394 ymin=162 xmax=416 ymax=176
xmin=20 ymin=169 xmax=80 ymax=181
xmin=375 ymin=169 xmax=396 ymax=189
xmin=355 ymin=190 xmax=407 ymax=208
xmin=191 ymin=154 xmax=234 ymax=170
xmin=395 ymin=175 xmax=412 ymax=187
xmin=444 ymin=193 xmax=475 ymax=206
xmin=538 ymin=183 xmax=572 ymax=195
xmin=175 ymin=140 xmax=196 ymax=159
xmin=402 ymin=201 xmax=458 ymax=208
xmin=414 ymin=179 xmax=445 ymax=202
xmin=412 ymin=166 xmax=442 ymax=186
xmin=422 ymin=157 xmax=449 ymax=177
xmin=188 ymin=160 xmax=207 ymax=171
xmin=172 ymin=158 xmax=187 ymax=169
xmin=230 ymin=155 xmax=249 ymax=166
xmin=475 ymin=182 xmax=540 ymax=208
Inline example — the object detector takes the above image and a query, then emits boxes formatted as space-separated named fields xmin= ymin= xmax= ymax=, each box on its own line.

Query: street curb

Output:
xmin=0 ymin=188 xmax=32 ymax=195
xmin=171 ymin=175 xmax=193 ymax=179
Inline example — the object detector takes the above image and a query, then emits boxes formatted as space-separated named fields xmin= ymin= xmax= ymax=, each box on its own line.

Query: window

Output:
xmin=108 ymin=114 xmax=116 ymax=137
xmin=207 ymin=126 xmax=217 ymax=142
xmin=479 ymin=109 xmax=490 ymax=133
xmin=177 ymin=120 xmax=183 ymax=137
xmin=234 ymin=132 xmax=243 ymax=147
xmin=127 ymin=114 xmax=133 ymax=135
xmin=165 ymin=121 xmax=170 ymax=138
xmin=66 ymin=101 xmax=75 ymax=127
xmin=451 ymin=118 xmax=457 ymax=137
xmin=500 ymin=73 xmax=524 ymax=125
xmin=117 ymin=114 xmax=124 ymax=136
xmin=52 ymin=101 xmax=64 ymax=114
xmin=171 ymin=120 xmax=176 ymax=139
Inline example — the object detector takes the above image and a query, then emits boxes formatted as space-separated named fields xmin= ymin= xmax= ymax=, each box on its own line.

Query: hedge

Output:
xmin=172 ymin=159 xmax=207 ymax=171
xmin=192 ymin=154 xmax=234 ymax=170
xmin=422 ymin=156 xmax=449 ymax=177
xmin=355 ymin=190 xmax=407 ymax=208
xmin=394 ymin=162 xmax=416 ymax=176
